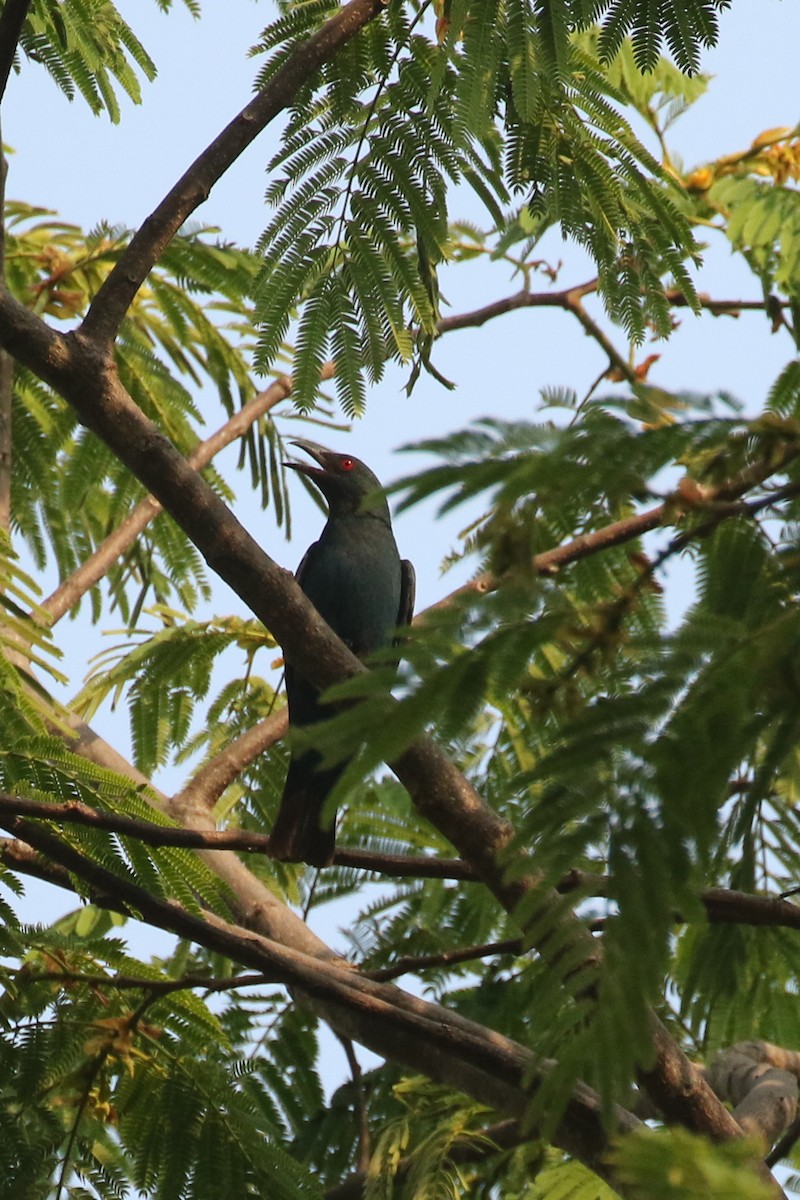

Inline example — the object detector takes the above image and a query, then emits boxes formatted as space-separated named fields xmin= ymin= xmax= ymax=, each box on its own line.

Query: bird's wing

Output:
xmin=398 ymin=559 xmax=416 ymax=628
xmin=294 ymin=540 xmax=320 ymax=586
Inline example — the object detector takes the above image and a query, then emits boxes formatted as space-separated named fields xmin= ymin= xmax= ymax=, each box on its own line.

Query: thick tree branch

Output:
xmin=171 ymin=708 xmax=288 ymax=816
xmin=41 ymin=367 xmax=333 ymax=625
xmin=80 ymin=0 xmax=385 ymax=346
xmin=1 ymin=810 xmax=641 ymax=1189
xmin=707 ymin=1041 xmax=799 ymax=1147
xmin=0 ymin=0 xmax=32 ymax=101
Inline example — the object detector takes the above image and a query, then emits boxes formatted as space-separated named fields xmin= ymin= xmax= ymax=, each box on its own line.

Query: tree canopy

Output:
xmin=2 ymin=1 xmax=800 ymax=1197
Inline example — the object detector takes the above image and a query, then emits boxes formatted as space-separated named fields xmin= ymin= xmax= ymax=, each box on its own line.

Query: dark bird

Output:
xmin=270 ymin=440 xmax=415 ymax=867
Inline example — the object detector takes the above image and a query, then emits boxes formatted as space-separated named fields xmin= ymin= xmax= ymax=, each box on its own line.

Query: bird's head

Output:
xmin=285 ymin=439 xmax=390 ymax=521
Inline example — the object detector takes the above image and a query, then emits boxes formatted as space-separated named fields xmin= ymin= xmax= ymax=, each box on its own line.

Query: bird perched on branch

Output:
xmin=270 ymin=440 xmax=415 ymax=867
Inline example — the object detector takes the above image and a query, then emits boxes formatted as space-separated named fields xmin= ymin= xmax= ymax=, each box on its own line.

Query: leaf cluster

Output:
xmin=252 ymin=4 xmax=704 ymax=412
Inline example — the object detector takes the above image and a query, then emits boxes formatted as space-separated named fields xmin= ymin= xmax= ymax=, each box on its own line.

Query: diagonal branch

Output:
xmin=0 ymin=0 xmax=32 ymax=101
xmin=171 ymin=708 xmax=288 ymax=816
xmin=2 ymin=809 xmax=641 ymax=1189
xmin=427 ymin=440 xmax=800 ymax=615
xmin=40 ymin=369 xmax=332 ymax=624
xmin=80 ymin=0 xmax=386 ymax=346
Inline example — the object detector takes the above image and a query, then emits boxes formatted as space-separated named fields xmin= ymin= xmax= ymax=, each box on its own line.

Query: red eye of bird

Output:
xmin=340 ymin=456 xmax=355 ymax=472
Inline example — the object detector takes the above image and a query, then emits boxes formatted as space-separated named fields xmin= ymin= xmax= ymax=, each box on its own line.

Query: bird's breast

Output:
xmin=300 ymin=517 xmax=402 ymax=656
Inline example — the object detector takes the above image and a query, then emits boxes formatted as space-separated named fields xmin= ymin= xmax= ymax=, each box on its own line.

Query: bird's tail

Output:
xmin=269 ymin=754 xmax=341 ymax=867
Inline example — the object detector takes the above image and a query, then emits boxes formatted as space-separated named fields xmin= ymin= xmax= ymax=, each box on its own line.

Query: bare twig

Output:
xmin=365 ymin=937 xmax=524 ymax=982
xmin=438 ymin=278 xmax=634 ymax=383
xmin=337 ymin=1037 xmax=371 ymax=1172
xmin=436 ymin=281 xmax=786 ymax=341
xmin=23 ymin=969 xmax=269 ymax=997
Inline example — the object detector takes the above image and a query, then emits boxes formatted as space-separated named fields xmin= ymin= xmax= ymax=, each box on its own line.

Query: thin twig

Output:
xmin=365 ymin=937 xmax=524 ymax=982
xmin=337 ymin=1037 xmax=371 ymax=1172
xmin=7 ymin=797 xmax=800 ymax=937
xmin=23 ymin=969 xmax=269 ymax=996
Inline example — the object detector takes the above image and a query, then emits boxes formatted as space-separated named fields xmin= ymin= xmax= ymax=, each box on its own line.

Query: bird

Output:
xmin=269 ymin=439 xmax=415 ymax=867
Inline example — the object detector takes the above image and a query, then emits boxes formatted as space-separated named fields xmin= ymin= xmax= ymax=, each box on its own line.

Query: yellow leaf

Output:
xmin=750 ymin=125 xmax=794 ymax=150
xmin=685 ymin=167 xmax=714 ymax=192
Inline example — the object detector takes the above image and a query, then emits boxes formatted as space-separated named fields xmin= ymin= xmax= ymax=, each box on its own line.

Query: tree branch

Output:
xmin=0 ymin=0 xmax=32 ymax=102
xmin=707 ymin=1041 xmax=799 ymax=1147
xmin=436 ymin=281 xmax=786 ymax=342
xmin=365 ymin=938 xmax=524 ymax=982
xmin=41 ymin=367 xmax=333 ymax=625
xmin=23 ymin=968 xmax=269 ymax=998
xmin=337 ymin=1036 xmax=371 ymax=1172
xmin=0 ymin=809 xmax=641 ymax=1189
xmin=427 ymin=439 xmax=800 ymax=616
xmin=80 ymin=0 xmax=386 ymax=346
xmin=171 ymin=708 xmax=288 ymax=817
xmin=7 ymin=796 xmax=800 ymax=937
xmin=437 ymin=279 xmax=635 ymax=384
xmin=52 ymin=705 xmax=334 ymax=960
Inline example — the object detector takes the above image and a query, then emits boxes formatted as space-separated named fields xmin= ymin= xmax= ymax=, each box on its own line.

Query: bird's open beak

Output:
xmin=283 ymin=438 xmax=333 ymax=480
xmin=284 ymin=441 xmax=331 ymax=477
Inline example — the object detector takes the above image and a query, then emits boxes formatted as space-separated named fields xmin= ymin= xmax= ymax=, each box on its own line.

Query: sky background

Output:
xmin=3 ymin=0 xmax=800 ymax=1093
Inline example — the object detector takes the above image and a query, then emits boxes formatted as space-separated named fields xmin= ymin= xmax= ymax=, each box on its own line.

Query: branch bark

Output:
xmin=40 ymin=368 xmax=333 ymax=624
xmin=1 ymin=809 xmax=642 ymax=1190
xmin=0 ymin=0 xmax=32 ymax=102
xmin=436 ymin=281 xmax=786 ymax=341
xmin=707 ymin=1041 xmax=799 ymax=1147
